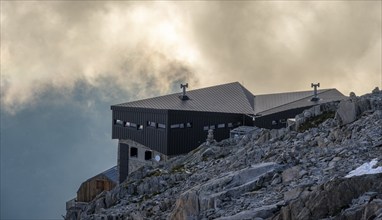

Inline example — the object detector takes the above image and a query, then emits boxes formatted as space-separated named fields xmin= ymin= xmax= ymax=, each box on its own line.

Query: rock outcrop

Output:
xmin=66 ymin=88 xmax=382 ymax=220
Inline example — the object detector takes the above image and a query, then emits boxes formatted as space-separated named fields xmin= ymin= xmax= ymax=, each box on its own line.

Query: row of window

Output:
xmin=114 ymin=119 xmax=165 ymax=130
xmin=271 ymin=119 xmax=286 ymax=125
xmin=203 ymin=122 xmax=241 ymax=131
xmin=130 ymin=147 xmax=152 ymax=160
xmin=115 ymin=119 xmax=242 ymax=131
xmin=170 ymin=122 xmax=192 ymax=129
xmin=147 ymin=121 xmax=166 ymax=129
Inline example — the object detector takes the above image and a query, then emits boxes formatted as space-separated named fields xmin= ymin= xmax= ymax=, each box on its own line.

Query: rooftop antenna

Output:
xmin=180 ymin=83 xmax=189 ymax=100
xmin=311 ymin=83 xmax=320 ymax=102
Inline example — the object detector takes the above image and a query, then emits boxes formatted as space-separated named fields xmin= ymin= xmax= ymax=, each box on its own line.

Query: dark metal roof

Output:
xmin=254 ymin=89 xmax=346 ymax=116
xmin=113 ymin=82 xmax=255 ymax=114
xmin=102 ymin=166 xmax=118 ymax=184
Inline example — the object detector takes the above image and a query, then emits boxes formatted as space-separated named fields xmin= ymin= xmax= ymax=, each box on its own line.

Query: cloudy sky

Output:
xmin=1 ymin=1 xmax=381 ymax=219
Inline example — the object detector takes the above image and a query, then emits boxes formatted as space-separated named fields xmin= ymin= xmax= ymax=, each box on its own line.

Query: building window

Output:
xmin=130 ymin=147 xmax=138 ymax=157
xmin=203 ymin=126 xmax=209 ymax=131
xmin=171 ymin=124 xmax=180 ymax=129
xmin=147 ymin=121 xmax=156 ymax=127
xmin=186 ymin=122 xmax=192 ymax=128
xmin=228 ymin=123 xmax=233 ymax=128
xmin=158 ymin=123 xmax=166 ymax=129
xmin=125 ymin=122 xmax=131 ymax=127
xmin=115 ymin=120 xmax=124 ymax=126
xmin=130 ymin=123 xmax=137 ymax=128
xmin=145 ymin=151 xmax=152 ymax=160
xmin=138 ymin=124 xmax=143 ymax=130
xmin=272 ymin=120 xmax=277 ymax=125
xmin=171 ymin=123 xmax=186 ymax=129
xmin=210 ymin=125 xmax=215 ymax=129
xmin=217 ymin=123 xmax=225 ymax=128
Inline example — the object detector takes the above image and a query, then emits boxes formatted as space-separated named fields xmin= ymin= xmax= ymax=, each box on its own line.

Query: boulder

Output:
xmin=276 ymin=174 xmax=382 ymax=220
xmin=170 ymin=163 xmax=281 ymax=220
xmin=282 ymin=166 xmax=300 ymax=183
xmin=215 ymin=205 xmax=278 ymax=220
xmin=170 ymin=189 xmax=200 ymax=220
xmin=335 ymin=99 xmax=357 ymax=125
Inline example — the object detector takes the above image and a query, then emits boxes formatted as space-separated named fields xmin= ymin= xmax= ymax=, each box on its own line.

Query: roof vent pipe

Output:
xmin=311 ymin=83 xmax=320 ymax=102
xmin=180 ymin=83 xmax=189 ymax=100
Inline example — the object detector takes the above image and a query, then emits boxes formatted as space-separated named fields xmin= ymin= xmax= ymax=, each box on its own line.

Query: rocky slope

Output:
xmin=66 ymin=88 xmax=382 ymax=220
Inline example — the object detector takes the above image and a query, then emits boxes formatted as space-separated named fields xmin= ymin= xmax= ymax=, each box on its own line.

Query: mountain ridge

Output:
xmin=66 ymin=87 xmax=382 ymax=220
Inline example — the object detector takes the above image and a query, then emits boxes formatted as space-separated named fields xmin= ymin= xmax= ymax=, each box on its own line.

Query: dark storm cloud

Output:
xmin=0 ymin=81 xmax=126 ymax=219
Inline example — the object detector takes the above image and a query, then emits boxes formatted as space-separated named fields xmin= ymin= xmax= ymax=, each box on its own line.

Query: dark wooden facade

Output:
xmin=167 ymin=110 xmax=253 ymax=155
xmin=111 ymin=107 xmax=253 ymax=156
xmin=254 ymin=106 xmax=313 ymax=129
xmin=112 ymin=106 xmax=168 ymax=154
xmin=77 ymin=174 xmax=117 ymax=203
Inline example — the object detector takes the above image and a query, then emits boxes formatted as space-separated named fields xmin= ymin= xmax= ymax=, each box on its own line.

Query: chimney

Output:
xmin=311 ymin=83 xmax=320 ymax=102
xmin=179 ymin=83 xmax=189 ymax=100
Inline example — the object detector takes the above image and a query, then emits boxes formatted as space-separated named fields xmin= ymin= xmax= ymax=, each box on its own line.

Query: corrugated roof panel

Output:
xmin=102 ymin=166 xmax=118 ymax=183
xmin=254 ymin=89 xmax=330 ymax=114
xmin=113 ymin=82 xmax=255 ymax=114
xmin=256 ymin=89 xmax=346 ymax=116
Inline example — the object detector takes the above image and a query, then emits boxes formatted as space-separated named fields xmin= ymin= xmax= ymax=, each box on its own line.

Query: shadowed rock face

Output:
xmin=276 ymin=174 xmax=382 ymax=220
xmin=65 ymin=89 xmax=382 ymax=220
xmin=170 ymin=163 xmax=282 ymax=220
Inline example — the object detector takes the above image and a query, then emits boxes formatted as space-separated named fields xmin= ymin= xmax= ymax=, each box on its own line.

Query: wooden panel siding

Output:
xmin=111 ymin=107 xmax=168 ymax=155
xmin=77 ymin=175 xmax=116 ymax=203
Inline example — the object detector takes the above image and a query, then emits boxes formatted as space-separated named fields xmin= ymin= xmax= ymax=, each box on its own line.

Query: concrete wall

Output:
xmin=119 ymin=139 xmax=168 ymax=175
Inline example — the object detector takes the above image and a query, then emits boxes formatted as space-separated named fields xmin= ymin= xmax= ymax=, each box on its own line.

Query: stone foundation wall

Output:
xmin=119 ymin=139 xmax=168 ymax=174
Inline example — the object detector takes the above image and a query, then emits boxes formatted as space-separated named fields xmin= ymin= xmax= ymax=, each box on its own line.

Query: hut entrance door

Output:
xmin=96 ymin=180 xmax=105 ymax=191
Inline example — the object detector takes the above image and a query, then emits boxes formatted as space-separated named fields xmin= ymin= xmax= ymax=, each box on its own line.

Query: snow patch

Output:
xmin=345 ymin=159 xmax=382 ymax=178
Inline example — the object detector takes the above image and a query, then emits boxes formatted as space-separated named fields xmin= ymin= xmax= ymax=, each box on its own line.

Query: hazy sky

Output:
xmin=1 ymin=1 xmax=381 ymax=219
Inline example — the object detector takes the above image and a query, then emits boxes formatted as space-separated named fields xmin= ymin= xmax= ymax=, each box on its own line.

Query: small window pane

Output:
xmin=218 ymin=123 xmax=225 ymax=128
xmin=171 ymin=124 xmax=180 ymax=129
xmin=186 ymin=122 xmax=192 ymax=128
xmin=203 ymin=126 xmax=209 ymax=131
xmin=210 ymin=125 xmax=215 ymax=129
xmin=130 ymin=123 xmax=137 ymax=128
xmin=179 ymin=123 xmax=185 ymax=128
xmin=115 ymin=120 xmax=124 ymax=126
xmin=130 ymin=147 xmax=138 ymax=157
xmin=138 ymin=125 xmax=143 ymax=130
xmin=125 ymin=122 xmax=131 ymax=127
xmin=228 ymin=123 xmax=233 ymax=128
xmin=147 ymin=121 xmax=156 ymax=127
xmin=158 ymin=123 xmax=166 ymax=129
xmin=145 ymin=151 xmax=152 ymax=160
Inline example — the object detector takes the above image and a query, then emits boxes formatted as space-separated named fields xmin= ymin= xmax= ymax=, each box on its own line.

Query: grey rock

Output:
xmin=335 ymin=99 xmax=358 ymax=125
xmin=66 ymin=89 xmax=382 ymax=220
xmin=215 ymin=205 xmax=278 ymax=220
xmin=284 ymin=187 xmax=303 ymax=202
xmin=278 ymin=174 xmax=382 ymax=220
xmin=282 ymin=166 xmax=300 ymax=183
xmin=372 ymin=87 xmax=380 ymax=94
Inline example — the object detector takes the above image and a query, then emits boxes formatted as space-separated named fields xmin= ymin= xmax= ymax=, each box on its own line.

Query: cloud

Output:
xmin=0 ymin=81 xmax=122 ymax=219
xmin=1 ymin=1 xmax=199 ymax=113
xmin=1 ymin=1 xmax=381 ymax=111
xmin=184 ymin=1 xmax=381 ymax=94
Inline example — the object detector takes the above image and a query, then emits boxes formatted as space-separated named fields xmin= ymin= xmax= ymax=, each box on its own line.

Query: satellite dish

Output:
xmin=155 ymin=155 xmax=161 ymax=162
